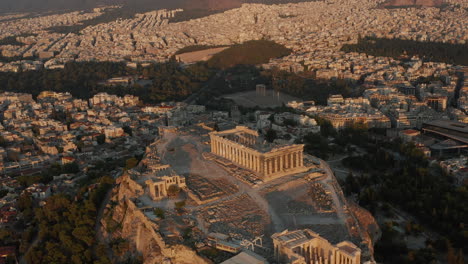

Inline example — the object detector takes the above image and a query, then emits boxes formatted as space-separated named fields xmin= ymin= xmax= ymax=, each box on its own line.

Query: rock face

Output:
xmin=347 ymin=200 xmax=381 ymax=261
xmin=101 ymin=173 xmax=210 ymax=264
xmin=381 ymin=0 xmax=445 ymax=7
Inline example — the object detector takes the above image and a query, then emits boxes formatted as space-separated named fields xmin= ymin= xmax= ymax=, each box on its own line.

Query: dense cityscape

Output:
xmin=0 ymin=0 xmax=467 ymax=264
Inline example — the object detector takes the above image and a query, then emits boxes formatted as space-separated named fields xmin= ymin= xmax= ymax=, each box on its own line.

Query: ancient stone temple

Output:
xmin=144 ymin=165 xmax=186 ymax=200
xmin=209 ymin=126 xmax=308 ymax=180
xmin=272 ymin=229 xmax=361 ymax=264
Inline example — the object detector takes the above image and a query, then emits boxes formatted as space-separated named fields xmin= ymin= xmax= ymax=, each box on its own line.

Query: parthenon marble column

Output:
xmin=268 ymin=159 xmax=273 ymax=175
xmin=289 ymin=153 xmax=293 ymax=169
xmin=279 ymin=155 xmax=284 ymax=171
xmin=242 ymin=151 xmax=245 ymax=167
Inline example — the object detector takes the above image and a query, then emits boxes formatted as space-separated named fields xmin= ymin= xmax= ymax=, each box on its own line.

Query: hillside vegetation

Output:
xmin=341 ymin=37 xmax=468 ymax=66
xmin=207 ymin=40 xmax=292 ymax=69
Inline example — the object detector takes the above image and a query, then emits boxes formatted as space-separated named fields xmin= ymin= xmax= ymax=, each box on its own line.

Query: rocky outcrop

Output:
xmin=347 ymin=200 xmax=381 ymax=261
xmin=101 ymin=174 xmax=210 ymax=264
xmin=115 ymin=172 xmax=145 ymax=201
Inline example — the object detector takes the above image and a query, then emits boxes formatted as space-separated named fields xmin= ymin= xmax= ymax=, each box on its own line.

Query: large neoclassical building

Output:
xmin=209 ymin=126 xmax=308 ymax=180
xmin=272 ymin=229 xmax=361 ymax=264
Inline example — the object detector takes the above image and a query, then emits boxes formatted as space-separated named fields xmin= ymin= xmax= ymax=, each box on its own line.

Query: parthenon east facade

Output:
xmin=209 ymin=126 xmax=308 ymax=180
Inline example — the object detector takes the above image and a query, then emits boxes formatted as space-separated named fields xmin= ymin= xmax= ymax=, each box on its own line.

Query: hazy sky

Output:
xmin=0 ymin=0 xmax=316 ymax=15
xmin=0 ymin=0 xmax=185 ymax=14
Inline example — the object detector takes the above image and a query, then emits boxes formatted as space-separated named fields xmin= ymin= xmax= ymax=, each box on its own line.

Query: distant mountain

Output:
xmin=0 ymin=0 xmax=317 ymax=14
xmin=0 ymin=0 xmax=182 ymax=14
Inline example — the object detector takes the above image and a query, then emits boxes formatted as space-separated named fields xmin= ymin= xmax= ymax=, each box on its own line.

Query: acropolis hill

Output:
xmin=99 ymin=123 xmax=379 ymax=263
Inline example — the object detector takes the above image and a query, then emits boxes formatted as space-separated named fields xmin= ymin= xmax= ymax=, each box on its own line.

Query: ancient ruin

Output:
xmin=272 ymin=229 xmax=361 ymax=264
xmin=210 ymin=126 xmax=308 ymax=180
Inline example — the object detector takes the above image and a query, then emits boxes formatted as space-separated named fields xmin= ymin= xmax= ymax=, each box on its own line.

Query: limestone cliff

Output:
xmin=348 ymin=200 xmax=381 ymax=261
xmin=100 ymin=173 xmax=210 ymax=264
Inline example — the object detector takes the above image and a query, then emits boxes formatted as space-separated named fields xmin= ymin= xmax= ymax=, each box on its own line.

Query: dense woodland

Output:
xmin=341 ymin=37 xmax=468 ymax=66
xmin=298 ymin=122 xmax=467 ymax=263
xmin=24 ymin=176 xmax=114 ymax=264
xmin=0 ymin=156 xmax=143 ymax=264
xmin=0 ymin=60 xmax=212 ymax=102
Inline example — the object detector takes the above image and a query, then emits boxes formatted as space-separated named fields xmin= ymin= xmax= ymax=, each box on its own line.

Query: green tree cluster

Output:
xmin=25 ymin=176 xmax=114 ymax=264
xmin=341 ymin=36 xmax=468 ymax=66
xmin=0 ymin=60 xmax=212 ymax=104
xmin=341 ymin=139 xmax=468 ymax=257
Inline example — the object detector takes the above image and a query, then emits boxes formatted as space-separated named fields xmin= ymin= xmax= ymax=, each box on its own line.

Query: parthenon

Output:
xmin=209 ymin=126 xmax=308 ymax=180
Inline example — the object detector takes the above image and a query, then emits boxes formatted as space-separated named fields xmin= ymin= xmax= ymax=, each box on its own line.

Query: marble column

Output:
xmin=289 ymin=153 xmax=293 ymax=169
xmin=241 ymin=151 xmax=244 ymax=167
xmin=268 ymin=159 xmax=273 ymax=175
xmin=279 ymin=155 xmax=283 ymax=171
xmin=242 ymin=151 xmax=246 ymax=167
xmin=276 ymin=156 xmax=280 ymax=172
xmin=273 ymin=158 xmax=277 ymax=174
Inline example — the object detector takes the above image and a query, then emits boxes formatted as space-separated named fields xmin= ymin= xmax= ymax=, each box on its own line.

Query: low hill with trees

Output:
xmin=206 ymin=40 xmax=292 ymax=69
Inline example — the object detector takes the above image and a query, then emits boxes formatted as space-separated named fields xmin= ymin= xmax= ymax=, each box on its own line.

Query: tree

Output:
xmin=175 ymin=200 xmax=186 ymax=209
xmin=213 ymin=122 xmax=220 ymax=132
xmin=154 ymin=208 xmax=165 ymax=219
xmin=123 ymin=126 xmax=133 ymax=136
xmin=62 ymin=162 xmax=80 ymax=173
xmin=0 ymin=189 xmax=8 ymax=199
xmin=265 ymin=129 xmax=277 ymax=143
xmin=167 ymin=185 xmax=181 ymax=197
xmin=315 ymin=117 xmax=336 ymax=137
xmin=125 ymin=158 xmax=139 ymax=170
xmin=0 ymin=228 xmax=12 ymax=244
xmin=18 ymin=192 xmax=33 ymax=211
xmin=283 ymin=118 xmax=297 ymax=127
xmin=96 ymin=134 xmax=106 ymax=145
